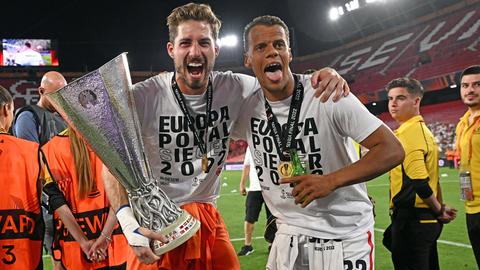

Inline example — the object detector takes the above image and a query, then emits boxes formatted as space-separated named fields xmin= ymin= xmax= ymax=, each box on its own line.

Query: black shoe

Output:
xmin=237 ymin=245 xmax=254 ymax=256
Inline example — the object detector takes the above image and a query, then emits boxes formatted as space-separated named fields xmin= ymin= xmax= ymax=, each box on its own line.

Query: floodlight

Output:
xmin=329 ymin=7 xmax=341 ymax=20
xmin=218 ymin=35 xmax=238 ymax=47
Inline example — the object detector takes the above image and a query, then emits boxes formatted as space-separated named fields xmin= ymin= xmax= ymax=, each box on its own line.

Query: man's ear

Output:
xmin=288 ymin=47 xmax=293 ymax=63
xmin=167 ymin=42 xmax=174 ymax=59
xmin=215 ymin=44 xmax=220 ymax=57
xmin=38 ymin=87 xmax=45 ymax=95
xmin=414 ymin=96 xmax=422 ymax=106
xmin=0 ymin=104 xmax=7 ymax=117
xmin=244 ymin=53 xmax=251 ymax=68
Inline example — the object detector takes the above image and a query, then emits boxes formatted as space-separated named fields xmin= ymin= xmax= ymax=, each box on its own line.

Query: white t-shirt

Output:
xmin=14 ymin=49 xmax=44 ymax=66
xmin=244 ymin=147 xmax=261 ymax=191
xmin=133 ymin=71 xmax=258 ymax=205
xmin=232 ymin=74 xmax=383 ymax=239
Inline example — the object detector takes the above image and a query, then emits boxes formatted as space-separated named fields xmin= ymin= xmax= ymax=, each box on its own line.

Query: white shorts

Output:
xmin=267 ymin=224 xmax=375 ymax=270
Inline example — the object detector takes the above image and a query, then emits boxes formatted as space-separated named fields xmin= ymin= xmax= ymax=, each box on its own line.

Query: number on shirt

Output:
xmin=2 ymin=245 xmax=16 ymax=265
xmin=344 ymin=259 xmax=367 ymax=270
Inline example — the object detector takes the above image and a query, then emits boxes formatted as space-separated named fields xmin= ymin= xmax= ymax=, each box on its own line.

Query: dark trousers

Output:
xmin=467 ymin=213 xmax=480 ymax=268
xmin=390 ymin=216 xmax=442 ymax=270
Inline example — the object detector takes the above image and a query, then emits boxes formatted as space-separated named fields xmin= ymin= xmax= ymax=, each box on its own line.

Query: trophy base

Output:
xmin=151 ymin=210 xmax=201 ymax=255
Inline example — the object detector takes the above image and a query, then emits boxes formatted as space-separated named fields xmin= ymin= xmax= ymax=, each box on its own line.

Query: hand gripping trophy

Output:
xmin=46 ymin=53 xmax=200 ymax=255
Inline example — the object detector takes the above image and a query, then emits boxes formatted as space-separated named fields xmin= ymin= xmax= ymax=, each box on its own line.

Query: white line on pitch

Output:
xmin=230 ymin=236 xmax=264 ymax=242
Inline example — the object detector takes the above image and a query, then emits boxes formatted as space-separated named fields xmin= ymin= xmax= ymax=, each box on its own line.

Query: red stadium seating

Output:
xmin=378 ymin=100 xmax=466 ymax=130
xmin=292 ymin=2 xmax=480 ymax=98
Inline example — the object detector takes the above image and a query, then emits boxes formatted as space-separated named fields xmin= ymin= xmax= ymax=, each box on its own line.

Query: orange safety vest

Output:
xmin=42 ymin=131 xmax=128 ymax=270
xmin=0 ymin=133 xmax=43 ymax=270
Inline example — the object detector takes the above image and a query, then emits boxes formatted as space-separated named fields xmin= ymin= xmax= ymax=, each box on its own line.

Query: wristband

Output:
xmin=116 ymin=205 xmax=149 ymax=247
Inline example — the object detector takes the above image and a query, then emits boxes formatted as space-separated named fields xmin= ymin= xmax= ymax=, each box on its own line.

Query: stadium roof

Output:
xmin=2 ymin=0 xmax=462 ymax=71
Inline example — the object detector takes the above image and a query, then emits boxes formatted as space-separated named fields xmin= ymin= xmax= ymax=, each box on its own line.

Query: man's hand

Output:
xmin=280 ymin=174 xmax=337 ymax=207
xmin=116 ymin=205 xmax=168 ymax=264
xmin=136 ymin=227 xmax=169 ymax=243
xmin=240 ymin=184 xmax=247 ymax=196
xmin=132 ymin=246 xmax=161 ymax=265
xmin=310 ymin=67 xmax=350 ymax=102
xmin=438 ymin=205 xmax=458 ymax=223
xmin=130 ymin=227 xmax=168 ymax=264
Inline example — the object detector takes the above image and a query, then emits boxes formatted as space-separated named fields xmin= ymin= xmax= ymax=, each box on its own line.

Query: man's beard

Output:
xmin=175 ymin=62 xmax=214 ymax=90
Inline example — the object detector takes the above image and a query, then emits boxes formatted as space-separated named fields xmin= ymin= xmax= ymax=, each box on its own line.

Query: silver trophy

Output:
xmin=46 ymin=53 xmax=200 ymax=255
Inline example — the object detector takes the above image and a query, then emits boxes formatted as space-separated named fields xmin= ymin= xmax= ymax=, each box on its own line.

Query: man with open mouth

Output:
xmin=233 ymin=15 xmax=405 ymax=269
xmin=103 ymin=3 xmax=351 ymax=270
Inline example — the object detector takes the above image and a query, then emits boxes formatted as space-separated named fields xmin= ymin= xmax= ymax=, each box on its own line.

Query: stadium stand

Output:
xmin=292 ymin=1 xmax=479 ymax=100
xmin=1 ymin=1 xmax=477 ymax=165
xmin=378 ymin=100 xmax=466 ymax=128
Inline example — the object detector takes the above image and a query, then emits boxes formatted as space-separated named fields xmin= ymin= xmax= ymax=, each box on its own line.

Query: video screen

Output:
xmin=1 ymin=39 xmax=59 ymax=66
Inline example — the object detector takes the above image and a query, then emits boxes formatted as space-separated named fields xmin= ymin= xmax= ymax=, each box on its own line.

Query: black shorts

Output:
xmin=245 ymin=191 xmax=265 ymax=223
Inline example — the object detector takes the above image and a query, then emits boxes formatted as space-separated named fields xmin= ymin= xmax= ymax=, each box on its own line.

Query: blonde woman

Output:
xmin=42 ymin=127 xmax=129 ymax=269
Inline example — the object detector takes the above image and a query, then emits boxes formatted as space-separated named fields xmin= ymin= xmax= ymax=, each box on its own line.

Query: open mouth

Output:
xmin=264 ymin=63 xmax=283 ymax=82
xmin=187 ymin=62 xmax=204 ymax=78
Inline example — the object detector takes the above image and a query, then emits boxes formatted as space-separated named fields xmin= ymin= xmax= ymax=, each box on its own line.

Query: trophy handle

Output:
xmin=128 ymin=182 xmax=201 ymax=255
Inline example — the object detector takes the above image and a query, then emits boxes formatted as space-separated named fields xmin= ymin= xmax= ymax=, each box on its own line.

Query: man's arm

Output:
xmin=310 ymin=67 xmax=350 ymax=102
xmin=404 ymin=150 xmax=457 ymax=222
xmin=281 ymin=125 xmax=404 ymax=207
xmin=13 ymin=111 xmax=39 ymax=143
xmin=101 ymin=165 xmax=164 ymax=265
xmin=101 ymin=165 xmax=129 ymax=212
xmin=240 ymin=164 xmax=250 ymax=196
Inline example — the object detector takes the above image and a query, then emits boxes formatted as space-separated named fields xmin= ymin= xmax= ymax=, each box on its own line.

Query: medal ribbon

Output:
xmin=264 ymin=74 xmax=304 ymax=161
xmin=171 ymin=74 xmax=212 ymax=158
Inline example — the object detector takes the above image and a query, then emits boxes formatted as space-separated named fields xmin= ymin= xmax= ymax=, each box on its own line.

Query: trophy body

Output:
xmin=46 ymin=53 xmax=200 ymax=255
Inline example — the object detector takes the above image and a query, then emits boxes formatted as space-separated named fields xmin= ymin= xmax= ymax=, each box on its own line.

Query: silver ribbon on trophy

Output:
xmin=46 ymin=53 xmax=200 ymax=255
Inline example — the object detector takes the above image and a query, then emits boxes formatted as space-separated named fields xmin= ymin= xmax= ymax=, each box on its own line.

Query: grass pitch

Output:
xmin=43 ymin=167 xmax=478 ymax=269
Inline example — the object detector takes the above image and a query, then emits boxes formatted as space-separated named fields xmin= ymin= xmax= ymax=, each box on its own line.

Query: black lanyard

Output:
xmin=264 ymin=74 xmax=304 ymax=161
xmin=171 ymin=74 xmax=212 ymax=157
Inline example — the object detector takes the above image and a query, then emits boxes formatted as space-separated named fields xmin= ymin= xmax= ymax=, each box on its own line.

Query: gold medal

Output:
xmin=202 ymin=155 xmax=208 ymax=173
xmin=278 ymin=161 xmax=293 ymax=178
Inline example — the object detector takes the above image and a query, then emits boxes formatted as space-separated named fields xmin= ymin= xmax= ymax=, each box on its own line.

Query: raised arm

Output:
xmin=310 ymin=67 xmax=350 ymax=102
